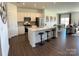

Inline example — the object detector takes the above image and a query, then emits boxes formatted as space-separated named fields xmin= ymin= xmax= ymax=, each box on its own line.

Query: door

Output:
xmin=0 ymin=14 xmax=9 ymax=56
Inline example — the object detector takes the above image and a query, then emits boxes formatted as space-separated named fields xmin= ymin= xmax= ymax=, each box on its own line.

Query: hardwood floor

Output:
xmin=9 ymin=32 xmax=79 ymax=56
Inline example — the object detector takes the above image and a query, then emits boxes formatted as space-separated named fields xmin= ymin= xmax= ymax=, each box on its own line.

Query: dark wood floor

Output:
xmin=9 ymin=32 xmax=79 ymax=56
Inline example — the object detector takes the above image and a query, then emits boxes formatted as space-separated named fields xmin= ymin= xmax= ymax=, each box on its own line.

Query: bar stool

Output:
xmin=38 ymin=32 xmax=44 ymax=45
xmin=45 ymin=31 xmax=50 ymax=42
xmin=52 ymin=28 xmax=56 ymax=39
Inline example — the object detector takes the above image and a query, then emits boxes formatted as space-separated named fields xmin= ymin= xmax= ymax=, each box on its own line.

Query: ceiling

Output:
xmin=12 ymin=2 xmax=79 ymax=9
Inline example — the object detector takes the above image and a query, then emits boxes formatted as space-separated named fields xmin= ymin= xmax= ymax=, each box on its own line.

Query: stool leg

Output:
xmin=39 ymin=35 xmax=44 ymax=45
xmin=46 ymin=32 xmax=50 ymax=42
xmin=52 ymin=30 xmax=56 ymax=39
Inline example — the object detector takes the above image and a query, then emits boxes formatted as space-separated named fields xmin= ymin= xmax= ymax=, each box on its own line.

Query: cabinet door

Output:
xmin=18 ymin=26 xmax=25 ymax=35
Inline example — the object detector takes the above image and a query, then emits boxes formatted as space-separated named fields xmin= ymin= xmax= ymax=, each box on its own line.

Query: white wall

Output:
xmin=0 ymin=16 xmax=9 ymax=56
xmin=71 ymin=12 xmax=79 ymax=25
xmin=44 ymin=3 xmax=79 ymax=25
xmin=54 ymin=3 xmax=79 ymax=13
xmin=44 ymin=9 xmax=57 ymax=16
xmin=44 ymin=9 xmax=57 ymax=27
xmin=17 ymin=8 xmax=44 ymax=21
xmin=7 ymin=3 xmax=18 ymax=38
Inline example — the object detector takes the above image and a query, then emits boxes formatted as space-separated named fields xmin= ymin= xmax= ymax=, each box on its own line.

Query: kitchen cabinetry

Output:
xmin=18 ymin=26 xmax=25 ymax=35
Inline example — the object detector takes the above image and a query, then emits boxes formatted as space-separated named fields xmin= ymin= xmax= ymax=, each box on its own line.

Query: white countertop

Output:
xmin=28 ymin=25 xmax=56 ymax=32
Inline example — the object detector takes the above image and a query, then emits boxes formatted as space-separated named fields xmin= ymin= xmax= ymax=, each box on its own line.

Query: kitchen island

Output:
xmin=28 ymin=26 xmax=58 ymax=47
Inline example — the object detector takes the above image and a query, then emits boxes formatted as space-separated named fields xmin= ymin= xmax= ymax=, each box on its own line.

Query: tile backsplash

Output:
xmin=18 ymin=21 xmax=36 ymax=26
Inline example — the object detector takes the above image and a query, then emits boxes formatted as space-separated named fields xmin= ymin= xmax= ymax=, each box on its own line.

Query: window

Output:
xmin=61 ymin=17 xmax=69 ymax=26
xmin=60 ymin=13 xmax=69 ymax=26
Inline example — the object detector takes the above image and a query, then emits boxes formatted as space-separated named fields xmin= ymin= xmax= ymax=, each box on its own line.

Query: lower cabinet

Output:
xmin=18 ymin=26 xmax=25 ymax=35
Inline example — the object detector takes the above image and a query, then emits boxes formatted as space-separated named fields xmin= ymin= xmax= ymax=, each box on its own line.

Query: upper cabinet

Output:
xmin=17 ymin=8 xmax=44 ymax=21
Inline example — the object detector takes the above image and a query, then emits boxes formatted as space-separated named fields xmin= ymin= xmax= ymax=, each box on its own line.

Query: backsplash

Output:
xmin=18 ymin=21 xmax=36 ymax=26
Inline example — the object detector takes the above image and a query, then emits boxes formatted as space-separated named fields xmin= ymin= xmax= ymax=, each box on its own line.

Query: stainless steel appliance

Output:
xmin=35 ymin=17 xmax=44 ymax=27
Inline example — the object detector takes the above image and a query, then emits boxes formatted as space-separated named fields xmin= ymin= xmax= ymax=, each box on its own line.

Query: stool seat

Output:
xmin=45 ymin=31 xmax=50 ymax=42
xmin=52 ymin=28 xmax=56 ymax=31
xmin=39 ymin=32 xmax=44 ymax=35
xmin=38 ymin=32 xmax=44 ymax=46
xmin=45 ymin=31 xmax=50 ymax=32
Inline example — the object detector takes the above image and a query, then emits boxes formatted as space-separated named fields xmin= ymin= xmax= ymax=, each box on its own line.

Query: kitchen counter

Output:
xmin=28 ymin=26 xmax=56 ymax=31
xmin=28 ymin=25 xmax=58 ymax=47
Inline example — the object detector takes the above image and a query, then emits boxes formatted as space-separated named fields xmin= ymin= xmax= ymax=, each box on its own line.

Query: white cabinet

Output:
xmin=18 ymin=26 xmax=25 ymax=35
